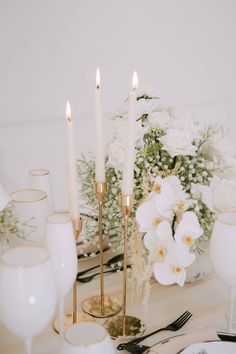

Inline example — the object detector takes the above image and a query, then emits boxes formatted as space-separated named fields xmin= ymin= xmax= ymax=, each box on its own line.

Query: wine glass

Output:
xmin=28 ymin=169 xmax=54 ymax=211
xmin=45 ymin=212 xmax=77 ymax=339
xmin=0 ymin=246 xmax=57 ymax=354
xmin=210 ymin=211 xmax=236 ymax=331
xmin=10 ymin=188 xmax=50 ymax=246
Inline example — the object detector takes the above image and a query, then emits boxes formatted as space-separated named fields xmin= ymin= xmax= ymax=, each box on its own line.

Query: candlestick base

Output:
xmin=104 ymin=315 xmax=145 ymax=339
xmin=82 ymin=295 xmax=121 ymax=319
xmin=53 ymin=312 xmax=92 ymax=334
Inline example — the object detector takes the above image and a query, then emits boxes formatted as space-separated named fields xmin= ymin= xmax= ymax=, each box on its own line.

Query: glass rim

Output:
xmin=10 ymin=188 xmax=47 ymax=203
xmin=0 ymin=246 xmax=49 ymax=268
xmin=64 ymin=322 xmax=107 ymax=347
xmin=29 ymin=168 xmax=49 ymax=176
xmin=46 ymin=211 xmax=71 ymax=225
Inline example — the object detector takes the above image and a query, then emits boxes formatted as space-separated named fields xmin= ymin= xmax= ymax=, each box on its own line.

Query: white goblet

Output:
xmin=0 ymin=246 xmax=57 ymax=354
xmin=45 ymin=212 xmax=77 ymax=339
xmin=28 ymin=169 xmax=54 ymax=211
xmin=10 ymin=188 xmax=50 ymax=246
xmin=210 ymin=211 xmax=236 ymax=331
xmin=60 ymin=322 xmax=115 ymax=354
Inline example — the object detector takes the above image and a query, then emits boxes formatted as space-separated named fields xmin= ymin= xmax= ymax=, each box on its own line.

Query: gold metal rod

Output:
xmin=98 ymin=200 xmax=105 ymax=316
xmin=72 ymin=282 xmax=77 ymax=323
xmin=122 ymin=213 xmax=128 ymax=336
xmin=72 ymin=218 xmax=82 ymax=324
xmin=94 ymin=182 xmax=107 ymax=316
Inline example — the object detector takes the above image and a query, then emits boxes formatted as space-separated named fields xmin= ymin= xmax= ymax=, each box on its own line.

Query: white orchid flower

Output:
xmin=143 ymin=221 xmax=174 ymax=261
xmin=153 ymin=243 xmax=195 ymax=287
xmin=151 ymin=176 xmax=191 ymax=217
xmin=136 ymin=199 xmax=165 ymax=232
xmin=0 ymin=184 xmax=10 ymax=212
xmin=174 ymin=191 xmax=193 ymax=214
xmin=164 ymin=176 xmax=192 ymax=213
xmin=150 ymin=176 xmax=178 ymax=218
xmin=175 ymin=211 xmax=203 ymax=248
xmin=192 ymin=176 xmax=236 ymax=213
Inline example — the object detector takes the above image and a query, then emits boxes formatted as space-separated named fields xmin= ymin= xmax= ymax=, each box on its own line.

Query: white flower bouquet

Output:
xmin=78 ymin=89 xmax=236 ymax=291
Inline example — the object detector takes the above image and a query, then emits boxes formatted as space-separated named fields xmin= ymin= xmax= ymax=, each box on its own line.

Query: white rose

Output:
xmin=160 ymin=128 xmax=197 ymax=157
xmin=168 ymin=107 xmax=200 ymax=139
xmin=148 ymin=110 xmax=170 ymax=130
xmin=0 ymin=184 xmax=10 ymax=212
xmin=107 ymin=140 xmax=124 ymax=172
xmin=201 ymin=131 xmax=236 ymax=174
xmin=136 ymin=98 xmax=160 ymax=120
xmin=192 ymin=176 xmax=236 ymax=213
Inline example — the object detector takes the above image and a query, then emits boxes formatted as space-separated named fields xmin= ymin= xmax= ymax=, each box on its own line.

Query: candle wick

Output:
xmin=67 ymin=117 xmax=72 ymax=123
xmin=96 ymin=85 xmax=100 ymax=90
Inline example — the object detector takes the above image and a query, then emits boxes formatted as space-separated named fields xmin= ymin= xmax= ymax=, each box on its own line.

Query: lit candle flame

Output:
xmin=96 ymin=68 xmax=100 ymax=89
xmin=66 ymin=101 xmax=71 ymax=122
xmin=132 ymin=71 xmax=138 ymax=90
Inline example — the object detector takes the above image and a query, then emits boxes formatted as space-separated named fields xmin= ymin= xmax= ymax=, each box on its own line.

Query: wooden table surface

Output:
xmin=0 ymin=250 xmax=231 ymax=353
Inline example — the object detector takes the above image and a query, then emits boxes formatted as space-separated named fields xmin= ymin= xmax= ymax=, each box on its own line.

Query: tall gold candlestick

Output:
xmin=104 ymin=194 xmax=145 ymax=339
xmin=82 ymin=182 xmax=121 ymax=318
xmin=53 ymin=217 xmax=91 ymax=333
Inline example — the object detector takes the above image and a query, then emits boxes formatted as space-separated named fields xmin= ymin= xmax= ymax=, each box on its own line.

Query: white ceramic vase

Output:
xmin=186 ymin=251 xmax=212 ymax=283
xmin=209 ymin=211 xmax=236 ymax=331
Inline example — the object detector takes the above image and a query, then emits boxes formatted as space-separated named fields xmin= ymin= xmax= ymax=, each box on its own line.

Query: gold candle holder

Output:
xmin=53 ymin=217 xmax=91 ymax=333
xmin=82 ymin=182 xmax=121 ymax=318
xmin=104 ymin=194 xmax=145 ymax=339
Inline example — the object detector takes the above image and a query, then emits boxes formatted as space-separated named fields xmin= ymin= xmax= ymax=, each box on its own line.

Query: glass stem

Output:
xmin=24 ymin=338 xmax=32 ymax=354
xmin=59 ymin=295 xmax=65 ymax=340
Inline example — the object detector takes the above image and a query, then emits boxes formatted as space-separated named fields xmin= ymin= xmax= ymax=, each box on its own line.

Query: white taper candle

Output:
xmin=66 ymin=101 xmax=80 ymax=220
xmin=121 ymin=71 xmax=138 ymax=195
xmin=94 ymin=68 xmax=106 ymax=182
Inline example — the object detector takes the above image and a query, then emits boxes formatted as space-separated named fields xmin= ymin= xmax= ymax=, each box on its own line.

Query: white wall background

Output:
xmin=0 ymin=0 xmax=236 ymax=209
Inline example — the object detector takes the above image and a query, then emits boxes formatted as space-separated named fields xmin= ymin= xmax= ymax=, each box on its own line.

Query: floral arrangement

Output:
xmin=78 ymin=88 xmax=236 ymax=294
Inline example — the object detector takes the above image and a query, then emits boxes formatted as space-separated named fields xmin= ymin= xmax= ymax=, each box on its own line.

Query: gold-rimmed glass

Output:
xmin=10 ymin=188 xmax=50 ymax=246
xmin=28 ymin=169 xmax=54 ymax=211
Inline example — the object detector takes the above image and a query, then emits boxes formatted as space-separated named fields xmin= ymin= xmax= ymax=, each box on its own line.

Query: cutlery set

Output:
xmin=117 ymin=311 xmax=193 ymax=353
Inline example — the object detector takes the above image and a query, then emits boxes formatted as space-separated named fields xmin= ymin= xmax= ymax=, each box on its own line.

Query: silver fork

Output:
xmin=117 ymin=310 xmax=192 ymax=352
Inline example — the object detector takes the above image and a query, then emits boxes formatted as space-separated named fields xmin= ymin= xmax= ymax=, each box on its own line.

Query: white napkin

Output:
xmin=0 ymin=184 xmax=10 ymax=212
xmin=149 ymin=327 xmax=219 ymax=354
